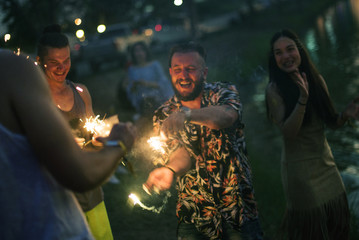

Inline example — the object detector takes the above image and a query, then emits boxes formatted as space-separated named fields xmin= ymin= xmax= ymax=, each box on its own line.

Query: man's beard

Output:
xmin=173 ymin=77 xmax=204 ymax=102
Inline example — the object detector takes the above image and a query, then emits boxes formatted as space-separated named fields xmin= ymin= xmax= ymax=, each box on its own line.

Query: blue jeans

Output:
xmin=177 ymin=219 xmax=263 ymax=240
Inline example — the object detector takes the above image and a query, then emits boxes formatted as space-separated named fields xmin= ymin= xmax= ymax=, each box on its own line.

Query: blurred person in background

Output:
xmin=265 ymin=29 xmax=359 ymax=239
xmin=36 ymin=24 xmax=116 ymax=240
xmin=145 ymin=42 xmax=263 ymax=240
xmin=0 ymin=49 xmax=135 ymax=239
xmin=125 ymin=41 xmax=174 ymax=129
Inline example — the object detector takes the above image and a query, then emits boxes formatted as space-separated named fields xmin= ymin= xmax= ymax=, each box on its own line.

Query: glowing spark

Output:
xmin=147 ymin=132 xmax=167 ymax=154
xmin=57 ymin=105 xmax=61 ymax=109
xmin=129 ymin=192 xmax=171 ymax=214
xmin=82 ymin=115 xmax=111 ymax=137
xmin=76 ymin=86 xmax=83 ymax=92
xmin=129 ymin=193 xmax=148 ymax=207
xmin=34 ymin=62 xmax=38 ymax=65
xmin=14 ymin=48 xmax=20 ymax=56
xmin=147 ymin=132 xmax=168 ymax=165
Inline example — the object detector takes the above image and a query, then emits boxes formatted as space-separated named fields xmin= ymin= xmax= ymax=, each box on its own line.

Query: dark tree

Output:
xmin=1 ymin=0 xmax=84 ymax=52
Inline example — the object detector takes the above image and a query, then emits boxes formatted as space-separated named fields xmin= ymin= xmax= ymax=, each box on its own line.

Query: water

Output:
xmin=309 ymin=0 xmax=359 ymax=217
xmin=246 ymin=0 xmax=359 ymax=222
xmin=302 ymin=0 xmax=359 ymax=169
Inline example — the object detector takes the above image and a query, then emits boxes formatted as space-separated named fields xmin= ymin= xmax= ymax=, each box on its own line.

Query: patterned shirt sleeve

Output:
xmin=212 ymin=82 xmax=243 ymax=122
xmin=152 ymin=103 xmax=184 ymax=165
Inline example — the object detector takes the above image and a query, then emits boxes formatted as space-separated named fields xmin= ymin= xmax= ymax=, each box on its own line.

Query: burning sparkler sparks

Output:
xmin=147 ymin=132 xmax=168 ymax=165
xmin=81 ymin=115 xmax=111 ymax=137
xmin=147 ymin=136 xmax=166 ymax=154
xmin=128 ymin=191 xmax=171 ymax=214
xmin=14 ymin=48 xmax=20 ymax=56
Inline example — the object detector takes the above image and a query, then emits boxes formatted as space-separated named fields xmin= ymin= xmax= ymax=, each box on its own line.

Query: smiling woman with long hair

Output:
xmin=265 ymin=29 xmax=359 ymax=239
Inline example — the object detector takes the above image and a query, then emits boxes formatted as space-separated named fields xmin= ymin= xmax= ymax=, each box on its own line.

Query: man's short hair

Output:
xmin=168 ymin=42 xmax=207 ymax=67
xmin=37 ymin=24 xmax=69 ymax=60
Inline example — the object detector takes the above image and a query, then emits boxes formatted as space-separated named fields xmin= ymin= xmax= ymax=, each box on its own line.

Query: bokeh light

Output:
xmin=4 ymin=34 xmax=11 ymax=42
xmin=97 ymin=24 xmax=106 ymax=33
xmin=144 ymin=29 xmax=153 ymax=36
xmin=76 ymin=29 xmax=85 ymax=39
xmin=74 ymin=18 xmax=82 ymax=26
xmin=174 ymin=0 xmax=182 ymax=6
xmin=155 ymin=24 xmax=162 ymax=32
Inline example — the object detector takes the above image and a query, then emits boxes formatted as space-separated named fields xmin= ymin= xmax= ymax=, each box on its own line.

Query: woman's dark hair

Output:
xmin=266 ymin=29 xmax=338 ymax=126
xmin=129 ymin=41 xmax=151 ymax=65
xmin=37 ymin=24 xmax=69 ymax=61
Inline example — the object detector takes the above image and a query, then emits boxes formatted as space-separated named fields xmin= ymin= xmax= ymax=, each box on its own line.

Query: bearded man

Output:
xmin=145 ymin=42 xmax=263 ymax=240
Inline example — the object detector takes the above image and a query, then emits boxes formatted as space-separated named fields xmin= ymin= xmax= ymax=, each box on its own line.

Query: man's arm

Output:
xmin=187 ymin=105 xmax=238 ymax=129
xmin=8 ymin=53 xmax=135 ymax=192
xmin=144 ymin=146 xmax=191 ymax=192
xmin=161 ymin=105 xmax=238 ymax=135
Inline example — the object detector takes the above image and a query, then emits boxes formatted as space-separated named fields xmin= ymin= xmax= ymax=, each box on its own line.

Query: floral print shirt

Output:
xmin=153 ymin=82 xmax=258 ymax=239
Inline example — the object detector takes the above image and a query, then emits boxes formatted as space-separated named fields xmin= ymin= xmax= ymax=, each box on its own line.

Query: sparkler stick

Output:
xmin=128 ymin=191 xmax=171 ymax=214
xmin=78 ymin=115 xmax=111 ymax=148
xmin=81 ymin=115 xmax=135 ymax=174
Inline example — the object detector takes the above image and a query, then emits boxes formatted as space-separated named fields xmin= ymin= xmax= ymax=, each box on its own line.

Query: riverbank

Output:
xmin=78 ymin=0 xmax=359 ymax=239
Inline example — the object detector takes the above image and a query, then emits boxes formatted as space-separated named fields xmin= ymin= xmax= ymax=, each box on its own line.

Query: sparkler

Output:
xmin=14 ymin=48 xmax=20 ymax=56
xmin=147 ymin=136 xmax=166 ymax=154
xmin=147 ymin=131 xmax=167 ymax=165
xmin=81 ymin=115 xmax=111 ymax=137
xmin=128 ymin=191 xmax=171 ymax=214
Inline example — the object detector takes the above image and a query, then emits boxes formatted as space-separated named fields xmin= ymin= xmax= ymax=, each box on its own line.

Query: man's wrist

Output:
xmin=105 ymin=140 xmax=127 ymax=155
xmin=164 ymin=165 xmax=176 ymax=175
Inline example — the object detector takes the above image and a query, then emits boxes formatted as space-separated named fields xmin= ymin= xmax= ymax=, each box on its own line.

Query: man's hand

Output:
xmin=75 ymin=137 xmax=86 ymax=147
xmin=144 ymin=167 xmax=175 ymax=194
xmin=96 ymin=122 xmax=137 ymax=151
xmin=161 ymin=111 xmax=186 ymax=136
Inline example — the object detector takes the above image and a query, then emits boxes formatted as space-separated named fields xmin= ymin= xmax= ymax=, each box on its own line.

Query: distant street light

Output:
xmin=74 ymin=18 xmax=82 ymax=26
xmin=155 ymin=24 xmax=162 ymax=31
xmin=174 ymin=0 xmax=183 ymax=6
xmin=4 ymin=34 xmax=11 ymax=42
xmin=97 ymin=24 xmax=106 ymax=33
xmin=144 ymin=29 xmax=153 ymax=36
xmin=76 ymin=29 xmax=85 ymax=39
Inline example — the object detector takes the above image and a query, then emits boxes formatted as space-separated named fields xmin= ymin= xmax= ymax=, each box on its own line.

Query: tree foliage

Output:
xmin=1 ymin=0 xmax=83 ymax=52
xmin=0 ymin=0 xmax=248 ymax=52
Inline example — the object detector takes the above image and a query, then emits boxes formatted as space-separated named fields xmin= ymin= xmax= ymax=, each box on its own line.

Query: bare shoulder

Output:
xmin=73 ymin=82 xmax=91 ymax=97
xmin=73 ymin=82 xmax=90 ymax=92
xmin=73 ymin=82 xmax=94 ymax=116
